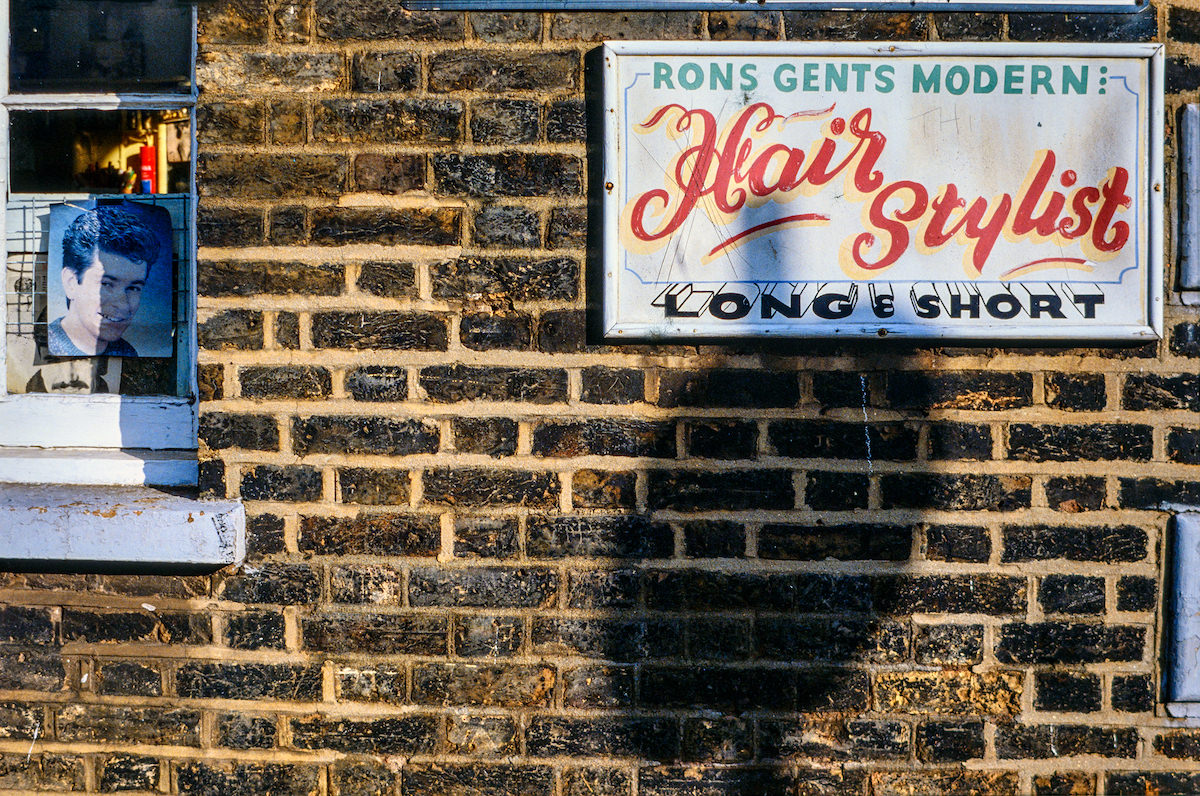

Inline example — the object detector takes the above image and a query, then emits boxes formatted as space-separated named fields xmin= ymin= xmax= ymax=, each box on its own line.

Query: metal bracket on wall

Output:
xmin=1179 ymin=105 xmax=1200 ymax=292
xmin=1167 ymin=512 xmax=1200 ymax=714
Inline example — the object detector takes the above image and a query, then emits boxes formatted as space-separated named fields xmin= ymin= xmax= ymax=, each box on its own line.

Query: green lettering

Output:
xmin=913 ymin=63 xmax=941 ymax=93
xmin=1004 ymin=64 xmax=1025 ymax=94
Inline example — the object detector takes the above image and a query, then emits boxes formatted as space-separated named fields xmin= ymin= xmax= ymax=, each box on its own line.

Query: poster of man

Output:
xmin=46 ymin=201 xmax=173 ymax=357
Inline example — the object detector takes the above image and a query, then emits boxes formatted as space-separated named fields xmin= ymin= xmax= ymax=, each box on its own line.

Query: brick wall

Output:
xmin=3 ymin=3 xmax=1200 ymax=794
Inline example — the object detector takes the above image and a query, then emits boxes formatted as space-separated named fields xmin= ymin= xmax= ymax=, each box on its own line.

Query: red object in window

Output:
xmin=139 ymin=145 xmax=156 ymax=194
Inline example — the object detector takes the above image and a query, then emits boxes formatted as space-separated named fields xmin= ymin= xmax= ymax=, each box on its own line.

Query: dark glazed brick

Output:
xmin=1045 ymin=372 xmax=1105 ymax=411
xmin=331 ymin=761 xmax=394 ymax=796
xmin=1156 ymin=731 xmax=1200 ymax=759
xmin=471 ymin=12 xmax=542 ymax=42
xmin=246 ymin=513 xmax=285 ymax=554
xmin=410 ymin=567 xmax=559 ymax=608
xmin=887 ymin=371 xmax=1032 ymax=410
xmin=760 ymin=524 xmax=911 ymax=562
xmin=330 ymin=565 xmax=404 ymax=604
xmin=434 ymin=154 xmax=583 ymax=198
xmin=1171 ymin=322 xmax=1200 ymax=357
xmin=1001 ymin=524 xmax=1146 ymax=562
xmin=199 ymin=459 xmax=226 ymax=498
xmin=528 ymin=516 xmax=671 ymax=559
xmin=354 ymin=155 xmax=425 ymax=195
xmin=454 ymin=615 xmax=522 ymax=658
xmin=267 ymin=99 xmax=304 ymax=145
xmin=1119 ymin=477 xmax=1200 ymax=508
xmin=686 ymin=420 xmax=758 ymax=459
xmin=413 ymin=662 xmax=554 ymax=707
xmin=201 ymin=413 xmax=276 ymax=451
xmin=1039 ymin=575 xmax=1104 ymax=615
xmin=933 ymin=12 xmax=1004 ymax=39
xmin=315 ymin=3 xmax=462 ymax=40
xmin=573 ymin=468 xmax=635 ymax=507
xmin=1108 ymin=773 xmax=1200 ymax=795
xmin=683 ymin=520 xmax=745 ymax=558
xmin=199 ymin=153 xmax=347 ymax=198
xmin=642 ymin=766 xmax=801 ymax=796
xmin=644 ymin=665 xmax=867 ymax=712
xmin=240 ymin=465 xmax=322 ymax=502
xmin=917 ymin=720 xmax=985 ymax=762
xmin=99 ymin=755 xmax=158 ymax=792
xmin=1117 ymin=576 xmax=1156 ymax=612
xmin=198 ymin=310 xmax=262 ymax=350
xmin=1010 ymin=422 xmax=1153 ymax=462
xmin=454 ymin=417 xmax=518 ymax=457
xmin=444 ymin=714 xmax=520 ymax=757
xmin=0 ymin=703 xmax=42 ymax=739
xmin=432 ymin=256 xmax=578 ymax=300
xmin=709 ymin=10 xmax=781 ymax=39
xmin=352 ymin=51 xmax=420 ymax=92
xmin=177 ymin=763 xmax=319 ymax=796
xmin=882 ymin=474 xmax=1031 ymax=511
xmin=177 ymin=663 xmax=321 ymax=701
xmin=547 ymin=99 xmax=586 ymax=143
xmin=813 ymin=371 xmax=868 ymax=408
xmin=274 ymin=313 xmax=299 ymax=350
xmin=456 ymin=517 xmax=519 ymax=559
xmin=581 ymin=367 xmax=643 ymax=404
xmin=647 ymin=571 xmax=796 ymax=611
xmin=471 ymin=99 xmax=539 ymax=144
xmin=220 ymin=563 xmax=321 ymax=604
xmin=62 ymin=609 xmax=155 ymax=643
xmin=547 ymin=207 xmax=587 ymax=249
xmin=996 ymin=623 xmax=1144 ymax=663
xmin=915 ymin=624 xmax=984 ymax=665
xmin=1112 ymin=675 xmax=1154 ymax=712
xmin=301 ymin=513 xmax=437 ymax=555
xmin=0 ymin=607 xmax=54 ymax=644
xmin=198 ymin=364 xmax=224 ymax=401
xmin=313 ymin=312 xmax=447 ymax=350
xmin=926 ymin=524 xmax=990 ymax=563
xmin=357 ymin=261 xmax=416 ymax=298
xmin=783 ymin=10 xmax=928 ymax=39
xmin=218 ymin=714 xmax=276 ymax=749
xmin=681 ymin=717 xmax=752 ymax=761
xmin=929 ymin=422 xmax=992 ymax=460
xmin=337 ymin=468 xmax=410 ymax=505
xmin=199 ymin=0 xmax=267 ymax=43
xmin=659 ymin=369 xmax=799 ymax=408
xmin=311 ymin=207 xmax=460 ymax=246
xmin=755 ymin=617 xmax=907 ymax=663
xmin=1033 ymin=773 xmax=1095 ymax=795
xmin=198 ymin=205 xmax=262 ymax=247
xmin=96 ymin=662 xmax=160 ymax=696
xmin=346 ymin=366 xmax=408 ymax=402
xmin=197 ymin=100 xmax=265 ymax=145
xmin=996 ymin=724 xmax=1137 ymax=758
xmin=461 ymin=313 xmax=533 ymax=350
xmin=769 ymin=420 xmax=917 ymax=460
xmin=1046 ymin=476 xmax=1106 ymax=512
xmin=225 ymin=610 xmax=286 ymax=650
xmin=872 ymin=575 xmax=1025 ymax=615
xmin=1035 ymin=672 xmax=1101 ymax=713
xmin=648 ymin=469 xmax=793 ymax=511
xmin=1123 ymin=373 xmax=1200 ymax=411
xmin=424 ymin=468 xmax=558 ymax=507
xmin=538 ymin=309 xmax=586 ymax=352
xmin=527 ymin=716 xmax=678 ymax=759
xmin=421 ymin=365 xmax=567 ymax=403
xmin=805 ymin=470 xmax=868 ymax=510
xmin=268 ymin=206 xmax=306 ymax=245
xmin=472 ymin=207 xmax=539 ymax=248
xmin=314 ymin=99 xmax=462 ymax=144
xmin=293 ymin=416 xmax=438 ymax=456
xmin=303 ymin=613 xmax=447 ymax=655
xmin=431 ymin=50 xmax=577 ymax=92
xmin=551 ymin=11 xmax=702 ymax=40
xmin=1169 ymin=427 xmax=1200 ymax=464
xmin=291 ymin=716 xmax=438 ymax=754
xmin=404 ymin=764 xmax=554 ymax=796
xmin=533 ymin=419 xmax=674 ymax=458
xmin=240 ymin=366 xmax=331 ymax=399
xmin=1009 ymin=8 xmax=1157 ymax=41
xmin=569 ymin=570 xmax=641 ymax=609
xmin=200 ymin=260 xmax=343 ymax=298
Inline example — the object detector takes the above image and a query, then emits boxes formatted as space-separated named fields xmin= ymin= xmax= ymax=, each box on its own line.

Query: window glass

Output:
xmin=9 ymin=0 xmax=191 ymax=94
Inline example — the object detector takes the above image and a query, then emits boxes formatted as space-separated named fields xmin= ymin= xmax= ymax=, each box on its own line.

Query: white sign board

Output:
xmin=602 ymin=43 xmax=1163 ymax=341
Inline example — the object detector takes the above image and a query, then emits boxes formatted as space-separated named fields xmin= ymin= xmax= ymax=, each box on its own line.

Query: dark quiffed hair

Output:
xmin=61 ymin=206 xmax=161 ymax=280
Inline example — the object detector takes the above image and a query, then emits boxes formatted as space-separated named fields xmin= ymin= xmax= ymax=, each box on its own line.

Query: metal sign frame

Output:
xmin=602 ymin=41 xmax=1163 ymax=342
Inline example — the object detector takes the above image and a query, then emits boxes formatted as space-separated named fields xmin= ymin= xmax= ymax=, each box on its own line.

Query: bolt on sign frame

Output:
xmin=601 ymin=42 xmax=1163 ymax=342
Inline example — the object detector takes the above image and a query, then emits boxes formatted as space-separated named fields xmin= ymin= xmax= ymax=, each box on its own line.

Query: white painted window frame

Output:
xmin=0 ymin=0 xmax=199 ymax=486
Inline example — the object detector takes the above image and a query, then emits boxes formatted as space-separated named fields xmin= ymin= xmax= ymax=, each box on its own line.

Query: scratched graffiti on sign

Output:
xmin=602 ymin=43 xmax=1162 ymax=340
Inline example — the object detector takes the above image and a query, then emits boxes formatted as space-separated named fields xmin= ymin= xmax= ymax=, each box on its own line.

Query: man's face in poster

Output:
xmin=60 ymin=248 xmax=148 ymax=351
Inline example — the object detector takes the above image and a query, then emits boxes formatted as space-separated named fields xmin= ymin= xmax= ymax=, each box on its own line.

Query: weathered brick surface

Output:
xmin=18 ymin=5 xmax=1192 ymax=791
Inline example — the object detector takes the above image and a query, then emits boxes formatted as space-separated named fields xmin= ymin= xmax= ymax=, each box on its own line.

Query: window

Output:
xmin=0 ymin=0 xmax=197 ymax=486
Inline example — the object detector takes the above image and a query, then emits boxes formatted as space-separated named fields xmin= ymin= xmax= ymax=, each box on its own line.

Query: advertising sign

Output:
xmin=602 ymin=43 xmax=1163 ymax=341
